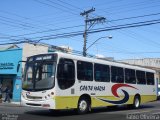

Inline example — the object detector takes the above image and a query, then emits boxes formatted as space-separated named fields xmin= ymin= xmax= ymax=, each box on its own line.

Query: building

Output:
xmin=0 ymin=45 xmax=22 ymax=102
xmin=119 ymin=58 xmax=160 ymax=83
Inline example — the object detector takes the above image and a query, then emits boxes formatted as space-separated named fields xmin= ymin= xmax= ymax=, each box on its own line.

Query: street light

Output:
xmin=84 ymin=35 xmax=112 ymax=56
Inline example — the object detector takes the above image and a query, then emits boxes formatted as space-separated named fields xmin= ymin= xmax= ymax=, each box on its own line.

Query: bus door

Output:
xmin=57 ymin=58 xmax=76 ymax=109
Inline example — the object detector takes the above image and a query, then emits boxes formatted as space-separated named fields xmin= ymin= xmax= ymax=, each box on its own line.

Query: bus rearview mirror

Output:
xmin=17 ymin=61 xmax=26 ymax=73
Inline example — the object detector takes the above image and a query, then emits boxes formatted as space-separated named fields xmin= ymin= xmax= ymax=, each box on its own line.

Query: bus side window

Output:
xmin=125 ymin=68 xmax=136 ymax=84
xmin=57 ymin=58 xmax=75 ymax=90
xmin=77 ymin=61 xmax=93 ymax=81
xmin=136 ymin=70 xmax=146 ymax=85
xmin=146 ymin=72 xmax=154 ymax=85
xmin=111 ymin=66 xmax=124 ymax=83
xmin=94 ymin=63 xmax=110 ymax=82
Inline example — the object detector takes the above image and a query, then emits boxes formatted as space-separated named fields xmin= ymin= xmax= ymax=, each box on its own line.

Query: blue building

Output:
xmin=0 ymin=45 xmax=22 ymax=102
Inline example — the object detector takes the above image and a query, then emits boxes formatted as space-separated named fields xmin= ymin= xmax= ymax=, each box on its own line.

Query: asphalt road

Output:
xmin=0 ymin=100 xmax=160 ymax=120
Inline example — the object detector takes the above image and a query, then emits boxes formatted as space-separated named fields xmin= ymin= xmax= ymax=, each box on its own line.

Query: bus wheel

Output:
xmin=133 ymin=96 xmax=140 ymax=108
xmin=77 ymin=98 xmax=90 ymax=114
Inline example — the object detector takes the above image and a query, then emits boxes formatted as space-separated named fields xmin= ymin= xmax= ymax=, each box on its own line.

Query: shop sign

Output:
xmin=0 ymin=62 xmax=14 ymax=70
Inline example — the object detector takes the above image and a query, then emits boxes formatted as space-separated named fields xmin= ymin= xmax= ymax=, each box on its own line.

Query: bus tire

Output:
xmin=77 ymin=97 xmax=90 ymax=114
xmin=133 ymin=95 xmax=141 ymax=109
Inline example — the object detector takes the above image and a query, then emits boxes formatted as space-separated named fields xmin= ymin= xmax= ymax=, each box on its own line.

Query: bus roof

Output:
xmin=29 ymin=52 xmax=156 ymax=73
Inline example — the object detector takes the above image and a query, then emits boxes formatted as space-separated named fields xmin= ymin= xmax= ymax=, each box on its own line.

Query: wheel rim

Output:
xmin=79 ymin=100 xmax=87 ymax=111
xmin=135 ymin=98 xmax=140 ymax=108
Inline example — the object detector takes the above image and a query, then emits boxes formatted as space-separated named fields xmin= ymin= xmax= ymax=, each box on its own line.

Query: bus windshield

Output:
xmin=22 ymin=54 xmax=57 ymax=91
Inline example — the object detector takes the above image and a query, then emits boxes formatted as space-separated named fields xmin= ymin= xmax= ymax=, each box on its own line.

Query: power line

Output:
xmin=57 ymin=0 xmax=82 ymax=11
xmin=0 ymin=9 xmax=82 ymax=33
xmin=0 ymin=17 xmax=35 ymax=30
xmin=108 ymin=12 xmax=160 ymax=22
xmin=0 ymin=40 xmax=30 ymax=45
xmin=1 ymin=11 xmax=159 ymax=41
xmin=34 ymin=0 xmax=78 ymax=16
xmin=0 ymin=10 xmax=48 ymax=30
xmin=103 ymin=0 xmax=157 ymax=10
xmin=46 ymin=0 xmax=79 ymax=14
xmin=93 ymin=0 xmax=124 ymax=7
xmin=105 ymin=2 xmax=160 ymax=16
xmin=107 ymin=51 xmax=160 ymax=54
xmin=33 ymin=19 xmax=160 ymax=42
xmin=2 ymin=18 xmax=160 ymax=45
xmin=107 ymin=21 xmax=160 ymax=49
xmin=100 ymin=0 xmax=160 ymax=14
xmin=104 ymin=12 xmax=160 ymax=50
xmin=6 ymin=25 xmax=84 ymax=39
xmin=0 ymin=1 xmax=159 ymax=36
xmin=88 ymin=19 xmax=160 ymax=34
xmin=1 ymin=10 xmax=160 ymax=43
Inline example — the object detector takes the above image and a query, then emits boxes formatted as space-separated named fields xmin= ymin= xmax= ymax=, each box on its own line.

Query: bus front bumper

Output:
xmin=21 ymin=97 xmax=55 ymax=109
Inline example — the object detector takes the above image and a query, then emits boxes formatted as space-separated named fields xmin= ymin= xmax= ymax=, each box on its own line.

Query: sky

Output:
xmin=0 ymin=0 xmax=160 ymax=60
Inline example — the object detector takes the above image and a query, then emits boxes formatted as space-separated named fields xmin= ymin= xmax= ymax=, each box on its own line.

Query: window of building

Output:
xmin=94 ymin=63 xmax=110 ymax=82
xmin=111 ymin=66 xmax=124 ymax=83
xmin=57 ymin=58 xmax=75 ymax=90
xmin=125 ymin=68 xmax=136 ymax=84
xmin=146 ymin=72 xmax=154 ymax=85
xmin=77 ymin=61 xmax=93 ymax=81
xmin=136 ymin=70 xmax=146 ymax=84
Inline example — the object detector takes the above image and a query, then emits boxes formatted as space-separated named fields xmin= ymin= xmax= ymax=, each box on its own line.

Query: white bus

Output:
xmin=21 ymin=52 xmax=157 ymax=114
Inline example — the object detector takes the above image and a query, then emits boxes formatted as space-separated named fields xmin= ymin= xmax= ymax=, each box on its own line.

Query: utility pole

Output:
xmin=80 ymin=7 xmax=95 ymax=57
xmin=80 ymin=7 xmax=106 ymax=56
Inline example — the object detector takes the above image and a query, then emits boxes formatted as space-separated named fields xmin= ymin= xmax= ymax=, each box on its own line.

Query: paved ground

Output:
xmin=0 ymin=100 xmax=160 ymax=120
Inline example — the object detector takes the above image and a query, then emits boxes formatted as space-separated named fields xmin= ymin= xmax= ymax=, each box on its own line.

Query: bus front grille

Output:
xmin=26 ymin=95 xmax=42 ymax=100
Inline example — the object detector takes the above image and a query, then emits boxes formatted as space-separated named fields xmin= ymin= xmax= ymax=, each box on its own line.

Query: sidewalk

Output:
xmin=0 ymin=100 xmax=21 ymax=107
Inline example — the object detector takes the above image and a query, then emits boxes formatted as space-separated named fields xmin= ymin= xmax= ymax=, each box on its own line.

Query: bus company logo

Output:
xmin=96 ymin=84 xmax=138 ymax=105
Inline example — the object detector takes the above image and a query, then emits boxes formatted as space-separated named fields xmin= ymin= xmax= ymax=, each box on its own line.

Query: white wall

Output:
xmin=119 ymin=58 xmax=160 ymax=83
xmin=22 ymin=43 xmax=48 ymax=70
xmin=119 ymin=58 xmax=160 ymax=68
